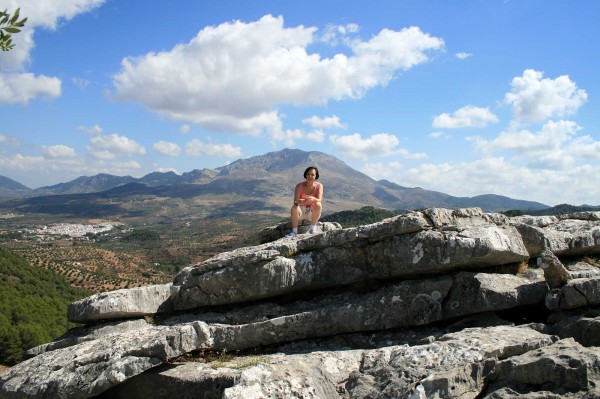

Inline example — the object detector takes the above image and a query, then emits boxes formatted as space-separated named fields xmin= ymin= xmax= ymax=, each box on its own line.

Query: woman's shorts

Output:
xmin=299 ymin=205 xmax=313 ymax=222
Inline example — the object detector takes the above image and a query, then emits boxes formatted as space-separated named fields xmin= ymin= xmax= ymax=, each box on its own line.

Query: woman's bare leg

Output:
xmin=291 ymin=205 xmax=301 ymax=228
xmin=310 ymin=202 xmax=322 ymax=225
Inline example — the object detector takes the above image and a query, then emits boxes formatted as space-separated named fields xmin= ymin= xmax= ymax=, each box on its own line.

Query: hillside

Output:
xmin=0 ymin=247 xmax=91 ymax=365
xmin=0 ymin=149 xmax=550 ymax=217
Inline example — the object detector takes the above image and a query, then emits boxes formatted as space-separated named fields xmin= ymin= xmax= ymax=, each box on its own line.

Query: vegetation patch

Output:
xmin=0 ymin=248 xmax=90 ymax=365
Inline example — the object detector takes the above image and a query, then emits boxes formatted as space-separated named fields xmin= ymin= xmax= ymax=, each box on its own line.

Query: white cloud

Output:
xmin=362 ymin=157 xmax=600 ymax=206
xmin=432 ymin=105 xmax=499 ymax=129
xmin=361 ymin=161 xmax=404 ymax=181
xmin=179 ymin=124 xmax=191 ymax=135
xmin=568 ymin=136 xmax=600 ymax=160
xmin=270 ymin=128 xmax=305 ymax=147
xmin=319 ymin=23 xmax=360 ymax=45
xmin=72 ymin=77 xmax=90 ymax=89
xmin=2 ymin=0 xmax=105 ymax=70
xmin=0 ymin=73 xmax=61 ymax=105
xmin=153 ymin=141 xmax=182 ymax=156
xmin=302 ymin=115 xmax=347 ymax=129
xmin=455 ymin=52 xmax=472 ymax=60
xmin=471 ymin=120 xmax=581 ymax=158
xmin=305 ymin=129 xmax=326 ymax=142
xmin=185 ymin=139 xmax=242 ymax=158
xmin=1 ymin=1 xmax=103 ymax=104
xmin=42 ymin=144 xmax=77 ymax=158
xmin=0 ymin=133 xmax=21 ymax=147
xmin=428 ymin=131 xmax=451 ymax=139
xmin=112 ymin=15 xmax=443 ymax=134
xmin=504 ymin=69 xmax=587 ymax=123
xmin=88 ymin=133 xmax=146 ymax=159
xmin=77 ymin=124 xmax=103 ymax=136
xmin=330 ymin=133 xmax=426 ymax=160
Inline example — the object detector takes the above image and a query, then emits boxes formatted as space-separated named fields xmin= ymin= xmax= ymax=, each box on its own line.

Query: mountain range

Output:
xmin=0 ymin=148 xmax=550 ymax=215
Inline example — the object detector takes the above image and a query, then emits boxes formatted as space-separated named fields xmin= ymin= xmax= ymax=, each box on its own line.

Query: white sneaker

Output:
xmin=285 ymin=231 xmax=297 ymax=238
xmin=308 ymin=228 xmax=318 ymax=234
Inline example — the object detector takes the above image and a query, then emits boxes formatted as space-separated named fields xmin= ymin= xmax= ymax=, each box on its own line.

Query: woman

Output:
xmin=286 ymin=166 xmax=323 ymax=237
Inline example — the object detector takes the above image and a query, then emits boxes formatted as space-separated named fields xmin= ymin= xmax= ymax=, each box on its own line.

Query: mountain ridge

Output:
xmin=0 ymin=148 xmax=551 ymax=213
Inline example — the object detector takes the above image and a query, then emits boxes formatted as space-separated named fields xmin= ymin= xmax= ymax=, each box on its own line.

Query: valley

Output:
xmin=0 ymin=211 xmax=283 ymax=293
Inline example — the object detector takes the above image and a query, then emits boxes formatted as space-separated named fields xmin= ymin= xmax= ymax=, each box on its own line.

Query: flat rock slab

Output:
xmin=172 ymin=208 xmax=529 ymax=310
xmin=0 ymin=323 xmax=208 ymax=399
xmin=511 ymin=213 xmax=600 ymax=257
xmin=68 ymin=283 xmax=173 ymax=323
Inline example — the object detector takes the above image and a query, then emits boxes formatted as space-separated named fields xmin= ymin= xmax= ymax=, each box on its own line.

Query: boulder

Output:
xmin=258 ymin=220 xmax=343 ymax=243
xmin=511 ymin=213 xmax=600 ymax=257
xmin=68 ymin=283 xmax=173 ymax=323
xmin=545 ymin=277 xmax=600 ymax=310
xmin=483 ymin=338 xmax=600 ymax=397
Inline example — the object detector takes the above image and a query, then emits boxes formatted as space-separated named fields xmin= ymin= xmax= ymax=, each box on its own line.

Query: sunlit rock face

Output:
xmin=3 ymin=208 xmax=600 ymax=399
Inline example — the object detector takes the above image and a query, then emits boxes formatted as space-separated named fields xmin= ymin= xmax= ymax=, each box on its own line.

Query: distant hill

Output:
xmin=0 ymin=149 xmax=552 ymax=216
xmin=33 ymin=173 xmax=137 ymax=195
xmin=0 ymin=175 xmax=31 ymax=198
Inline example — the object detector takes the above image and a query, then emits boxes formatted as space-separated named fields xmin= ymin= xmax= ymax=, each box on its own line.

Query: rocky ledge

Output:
xmin=1 ymin=208 xmax=600 ymax=398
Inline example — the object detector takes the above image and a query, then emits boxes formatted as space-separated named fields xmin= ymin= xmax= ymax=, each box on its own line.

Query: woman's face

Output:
xmin=305 ymin=169 xmax=317 ymax=181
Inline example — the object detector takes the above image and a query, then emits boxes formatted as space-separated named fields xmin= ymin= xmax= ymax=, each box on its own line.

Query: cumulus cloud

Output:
xmin=305 ymin=129 xmax=326 ymax=142
xmin=1 ymin=0 xmax=103 ymax=104
xmin=112 ymin=15 xmax=444 ymax=135
xmin=0 ymin=73 xmax=61 ymax=105
xmin=472 ymin=120 xmax=581 ymax=155
xmin=455 ymin=52 xmax=472 ymax=60
xmin=362 ymin=157 xmax=600 ymax=206
xmin=330 ymin=133 xmax=426 ymax=160
xmin=432 ymin=105 xmax=499 ymax=129
xmin=153 ymin=141 xmax=182 ymax=156
xmin=185 ymin=139 xmax=242 ymax=158
xmin=504 ymin=69 xmax=587 ymax=123
xmin=87 ymin=133 xmax=145 ymax=159
xmin=302 ymin=115 xmax=347 ymax=129
xmin=42 ymin=144 xmax=77 ymax=158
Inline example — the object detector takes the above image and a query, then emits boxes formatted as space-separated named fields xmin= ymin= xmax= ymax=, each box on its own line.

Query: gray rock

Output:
xmin=484 ymin=338 xmax=600 ymax=397
xmin=0 ymin=322 xmax=209 ymax=399
xmin=537 ymin=249 xmax=572 ymax=288
xmin=512 ymin=216 xmax=600 ymax=257
xmin=98 ymin=362 xmax=241 ymax=399
xmin=258 ymin=220 xmax=343 ymax=243
xmin=25 ymin=318 xmax=150 ymax=357
xmin=68 ymin=284 xmax=173 ymax=323
xmin=545 ymin=277 xmax=600 ymax=310
xmin=443 ymin=271 xmax=547 ymax=319
xmin=173 ymin=208 xmax=528 ymax=311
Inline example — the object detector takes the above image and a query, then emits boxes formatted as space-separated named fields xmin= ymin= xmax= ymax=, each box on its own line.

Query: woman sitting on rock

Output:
xmin=286 ymin=166 xmax=323 ymax=237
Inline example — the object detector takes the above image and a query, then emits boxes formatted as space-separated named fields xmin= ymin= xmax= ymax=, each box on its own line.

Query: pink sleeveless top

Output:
xmin=298 ymin=181 xmax=321 ymax=207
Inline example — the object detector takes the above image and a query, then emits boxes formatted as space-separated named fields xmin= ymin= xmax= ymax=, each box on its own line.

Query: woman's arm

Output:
xmin=293 ymin=183 xmax=303 ymax=205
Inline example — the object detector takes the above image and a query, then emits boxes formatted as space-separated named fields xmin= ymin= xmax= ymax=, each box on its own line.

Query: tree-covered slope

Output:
xmin=0 ymin=248 xmax=90 ymax=365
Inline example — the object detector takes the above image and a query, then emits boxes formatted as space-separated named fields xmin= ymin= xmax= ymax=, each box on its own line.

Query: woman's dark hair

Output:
xmin=303 ymin=166 xmax=319 ymax=179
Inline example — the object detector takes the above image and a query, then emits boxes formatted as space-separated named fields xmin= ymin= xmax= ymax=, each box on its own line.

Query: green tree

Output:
xmin=1 ymin=8 xmax=27 ymax=52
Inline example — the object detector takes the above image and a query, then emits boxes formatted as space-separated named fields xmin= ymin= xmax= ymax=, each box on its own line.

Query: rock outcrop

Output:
xmin=2 ymin=208 xmax=600 ymax=399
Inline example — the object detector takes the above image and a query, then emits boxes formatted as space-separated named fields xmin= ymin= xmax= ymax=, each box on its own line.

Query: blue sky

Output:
xmin=1 ymin=0 xmax=598 ymax=206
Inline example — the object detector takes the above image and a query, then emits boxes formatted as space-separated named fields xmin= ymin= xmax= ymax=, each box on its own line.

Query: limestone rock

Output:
xmin=0 ymin=323 xmax=209 ymax=398
xmin=172 ymin=208 xmax=528 ymax=311
xmin=258 ymin=220 xmax=342 ymax=243
xmin=443 ymin=270 xmax=546 ymax=319
xmin=545 ymin=277 xmax=600 ymax=310
xmin=25 ymin=318 xmax=150 ymax=358
xmin=68 ymin=283 xmax=173 ymax=323
xmin=511 ymin=215 xmax=600 ymax=257
xmin=483 ymin=338 xmax=600 ymax=397
xmin=537 ymin=249 xmax=573 ymax=289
